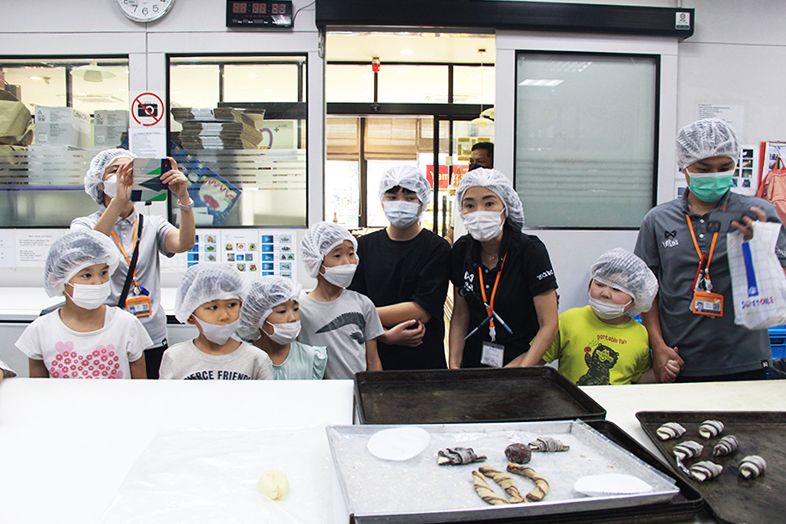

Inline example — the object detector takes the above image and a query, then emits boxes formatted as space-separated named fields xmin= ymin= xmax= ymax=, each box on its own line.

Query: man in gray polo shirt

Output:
xmin=635 ymin=118 xmax=786 ymax=382
xmin=71 ymin=148 xmax=195 ymax=379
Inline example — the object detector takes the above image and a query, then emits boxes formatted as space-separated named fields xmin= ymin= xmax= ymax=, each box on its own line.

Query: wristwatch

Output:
xmin=178 ymin=198 xmax=195 ymax=211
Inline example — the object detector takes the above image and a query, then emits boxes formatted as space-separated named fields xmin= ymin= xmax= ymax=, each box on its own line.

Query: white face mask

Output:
xmin=383 ymin=201 xmax=420 ymax=229
xmin=265 ymin=320 xmax=301 ymax=345
xmin=103 ymin=175 xmax=117 ymax=199
xmin=321 ymin=263 xmax=357 ymax=288
xmin=463 ymin=209 xmax=506 ymax=242
xmin=588 ymin=294 xmax=632 ymax=320
xmin=66 ymin=280 xmax=111 ymax=310
xmin=193 ymin=317 xmax=241 ymax=345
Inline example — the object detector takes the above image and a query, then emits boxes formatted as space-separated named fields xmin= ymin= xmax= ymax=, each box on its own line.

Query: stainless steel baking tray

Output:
xmin=327 ymin=419 xmax=679 ymax=523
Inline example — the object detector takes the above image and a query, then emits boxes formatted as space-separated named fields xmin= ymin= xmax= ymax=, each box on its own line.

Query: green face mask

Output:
xmin=687 ymin=170 xmax=734 ymax=203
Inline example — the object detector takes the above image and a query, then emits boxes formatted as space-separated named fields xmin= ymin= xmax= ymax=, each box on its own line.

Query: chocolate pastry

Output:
xmin=437 ymin=447 xmax=487 ymax=466
xmin=504 ymin=443 xmax=532 ymax=464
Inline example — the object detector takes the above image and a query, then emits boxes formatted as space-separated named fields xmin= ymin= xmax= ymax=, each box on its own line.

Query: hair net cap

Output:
xmin=590 ymin=248 xmax=658 ymax=317
xmin=237 ymin=276 xmax=303 ymax=343
xmin=174 ymin=263 xmax=249 ymax=323
xmin=456 ymin=168 xmax=525 ymax=231
xmin=85 ymin=148 xmax=136 ymax=206
xmin=44 ymin=230 xmax=120 ymax=297
xmin=300 ymin=222 xmax=358 ymax=278
xmin=378 ymin=165 xmax=433 ymax=206
xmin=676 ymin=118 xmax=740 ymax=170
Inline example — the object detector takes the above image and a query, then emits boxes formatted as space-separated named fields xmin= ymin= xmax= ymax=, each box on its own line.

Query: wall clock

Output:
xmin=114 ymin=0 xmax=175 ymax=23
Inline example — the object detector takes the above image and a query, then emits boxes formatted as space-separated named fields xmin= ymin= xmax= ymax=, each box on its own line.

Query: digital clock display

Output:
xmin=226 ymin=1 xmax=293 ymax=27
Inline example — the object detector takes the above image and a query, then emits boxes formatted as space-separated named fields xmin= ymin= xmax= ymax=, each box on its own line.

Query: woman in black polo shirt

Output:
xmin=449 ymin=169 xmax=559 ymax=368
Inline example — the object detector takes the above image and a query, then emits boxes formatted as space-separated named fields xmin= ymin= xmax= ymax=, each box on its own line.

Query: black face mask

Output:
xmin=468 ymin=162 xmax=482 ymax=172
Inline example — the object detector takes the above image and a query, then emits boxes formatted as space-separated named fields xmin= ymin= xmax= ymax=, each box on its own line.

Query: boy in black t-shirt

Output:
xmin=349 ymin=166 xmax=451 ymax=370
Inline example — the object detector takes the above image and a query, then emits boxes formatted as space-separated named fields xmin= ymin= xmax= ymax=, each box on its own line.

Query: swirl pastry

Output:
xmin=739 ymin=455 xmax=766 ymax=479
xmin=689 ymin=461 xmax=723 ymax=482
xmin=656 ymin=422 xmax=686 ymax=441
xmin=507 ymin=463 xmax=549 ymax=502
xmin=473 ymin=466 xmax=525 ymax=504
xmin=437 ymin=447 xmax=487 ymax=466
xmin=673 ymin=440 xmax=704 ymax=461
xmin=528 ymin=437 xmax=570 ymax=452
xmin=698 ymin=420 xmax=724 ymax=439
xmin=711 ymin=435 xmax=739 ymax=457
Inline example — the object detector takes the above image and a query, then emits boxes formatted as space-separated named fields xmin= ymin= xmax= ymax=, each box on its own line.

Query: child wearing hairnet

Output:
xmin=15 ymin=230 xmax=151 ymax=379
xmin=348 ymin=166 xmax=451 ymax=370
xmin=160 ymin=263 xmax=273 ymax=380
xmin=237 ymin=276 xmax=327 ymax=380
xmin=298 ymin=222 xmax=383 ymax=379
xmin=540 ymin=248 xmax=680 ymax=385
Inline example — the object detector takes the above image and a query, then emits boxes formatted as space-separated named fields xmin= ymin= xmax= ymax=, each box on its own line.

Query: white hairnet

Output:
xmin=300 ymin=222 xmax=358 ymax=278
xmin=175 ymin=263 xmax=249 ymax=323
xmin=378 ymin=165 xmax=433 ymax=206
xmin=590 ymin=248 xmax=658 ymax=317
xmin=676 ymin=118 xmax=740 ymax=170
xmin=85 ymin=148 xmax=136 ymax=206
xmin=237 ymin=276 xmax=303 ymax=343
xmin=44 ymin=230 xmax=120 ymax=297
xmin=456 ymin=168 xmax=525 ymax=231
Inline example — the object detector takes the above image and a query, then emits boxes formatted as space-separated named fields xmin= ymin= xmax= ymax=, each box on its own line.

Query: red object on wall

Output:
xmin=426 ymin=165 xmax=469 ymax=190
xmin=371 ymin=57 xmax=380 ymax=73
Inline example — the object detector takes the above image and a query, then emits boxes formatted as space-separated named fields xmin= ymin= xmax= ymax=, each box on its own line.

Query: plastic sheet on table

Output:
xmin=99 ymin=426 xmax=334 ymax=524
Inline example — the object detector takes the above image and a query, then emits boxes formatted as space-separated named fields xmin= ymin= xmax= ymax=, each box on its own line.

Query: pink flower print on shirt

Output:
xmin=50 ymin=342 xmax=124 ymax=379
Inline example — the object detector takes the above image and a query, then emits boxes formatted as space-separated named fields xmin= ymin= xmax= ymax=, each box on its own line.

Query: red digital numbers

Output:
xmin=235 ymin=2 xmax=288 ymax=18
xmin=232 ymin=2 xmax=247 ymax=13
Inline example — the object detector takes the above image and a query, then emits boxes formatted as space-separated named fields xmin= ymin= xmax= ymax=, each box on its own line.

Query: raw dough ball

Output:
xmin=257 ymin=469 xmax=289 ymax=500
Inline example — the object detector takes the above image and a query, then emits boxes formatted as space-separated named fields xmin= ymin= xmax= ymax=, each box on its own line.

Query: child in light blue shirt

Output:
xmin=238 ymin=276 xmax=327 ymax=380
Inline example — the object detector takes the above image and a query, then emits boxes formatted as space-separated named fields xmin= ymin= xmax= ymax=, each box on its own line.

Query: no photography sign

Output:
xmin=131 ymin=92 xmax=165 ymax=128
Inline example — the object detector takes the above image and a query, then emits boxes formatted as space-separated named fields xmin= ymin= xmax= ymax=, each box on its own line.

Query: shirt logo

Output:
xmin=536 ymin=269 xmax=554 ymax=281
xmin=463 ymin=271 xmax=475 ymax=293
xmin=662 ymin=230 xmax=679 ymax=248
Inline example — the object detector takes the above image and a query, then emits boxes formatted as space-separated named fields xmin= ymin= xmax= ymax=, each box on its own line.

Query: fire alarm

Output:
xmin=371 ymin=57 xmax=380 ymax=73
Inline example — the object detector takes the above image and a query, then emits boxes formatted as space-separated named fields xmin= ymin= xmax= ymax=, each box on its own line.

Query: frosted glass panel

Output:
xmin=515 ymin=53 xmax=657 ymax=228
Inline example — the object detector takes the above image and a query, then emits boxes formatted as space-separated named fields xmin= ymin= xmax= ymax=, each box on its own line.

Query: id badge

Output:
xmin=692 ymin=291 xmax=723 ymax=317
xmin=126 ymin=294 xmax=152 ymax=318
xmin=481 ymin=341 xmax=505 ymax=368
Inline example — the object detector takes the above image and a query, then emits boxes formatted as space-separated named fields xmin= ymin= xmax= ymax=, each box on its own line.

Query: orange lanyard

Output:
xmin=685 ymin=200 xmax=727 ymax=289
xmin=478 ymin=254 xmax=507 ymax=329
xmin=111 ymin=217 xmax=138 ymax=285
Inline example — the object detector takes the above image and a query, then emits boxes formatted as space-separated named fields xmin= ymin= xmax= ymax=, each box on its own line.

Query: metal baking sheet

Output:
xmin=354 ymin=368 xmax=606 ymax=425
xmin=327 ymin=419 xmax=680 ymax=524
xmin=637 ymin=411 xmax=786 ymax=524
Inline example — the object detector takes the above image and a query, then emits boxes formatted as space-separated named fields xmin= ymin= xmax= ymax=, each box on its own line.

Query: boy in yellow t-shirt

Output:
xmin=541 ymin=248 xmax=680 ymax=385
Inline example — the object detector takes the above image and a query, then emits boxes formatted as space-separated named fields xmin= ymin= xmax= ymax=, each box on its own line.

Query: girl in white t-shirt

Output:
xmin=16 ymin=230 xmax=151 ymax=379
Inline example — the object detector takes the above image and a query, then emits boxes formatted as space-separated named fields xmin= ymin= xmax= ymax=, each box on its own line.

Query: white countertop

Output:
xmin=1 ymin=378 xmax=782 ymax=524
xmin=0 ymin=379 xmax=354 ymax=524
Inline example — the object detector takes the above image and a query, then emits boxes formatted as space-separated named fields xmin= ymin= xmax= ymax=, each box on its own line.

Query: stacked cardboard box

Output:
xmin=172 ymin=107 xmax=264 ymax=150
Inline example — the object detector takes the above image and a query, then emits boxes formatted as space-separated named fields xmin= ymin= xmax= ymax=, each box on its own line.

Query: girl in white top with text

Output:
xmin=16 ymin=230 xmax=151 ymax=379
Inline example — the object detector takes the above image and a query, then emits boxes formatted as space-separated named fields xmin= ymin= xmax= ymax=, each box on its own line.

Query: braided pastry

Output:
xmin=477 ymin=466 xmax=525 ymax=503
xmin=506 ymin=463 xmax=550 ymax=502
xmin=471 ymin=470 xmax=510 ymax=505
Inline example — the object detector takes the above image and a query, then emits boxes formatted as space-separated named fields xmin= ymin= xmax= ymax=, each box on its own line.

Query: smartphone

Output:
xmin=131 ymin=158 xmax=171 ymax=202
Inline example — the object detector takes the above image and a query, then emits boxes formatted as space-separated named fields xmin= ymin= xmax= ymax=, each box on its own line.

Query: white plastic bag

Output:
xmin=727 ymin=221 xmax=786 ymax=330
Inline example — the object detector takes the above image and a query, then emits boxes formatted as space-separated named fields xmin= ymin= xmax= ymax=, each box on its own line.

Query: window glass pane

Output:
xmin=377 ymin=65 xmax=448 ymax=103
xmin=224 ymin=64 xmax=300 ymax=103
xmin=169 ymin=55 xmax=307 ymax=227
xmin=326 ymin=65 xmax=374 ymax=103
xmin=325 ymin=160 xmax=360 ymax=228
xmin=453 ymin=65 xmax=495 ymax=105
xmin=515 ymin=52 xmax=657 ymax=228
xmin=0 ymin=57 xmax=129 ymax=227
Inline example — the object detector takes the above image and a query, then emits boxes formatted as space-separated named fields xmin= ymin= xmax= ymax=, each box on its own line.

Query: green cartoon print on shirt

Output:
xmin=577 ymin=343 xmax=619 ymax=386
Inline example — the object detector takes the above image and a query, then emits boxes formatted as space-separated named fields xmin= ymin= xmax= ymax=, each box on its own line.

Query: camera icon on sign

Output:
xmin=138 ymin=103 xmax=158 ymax=117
